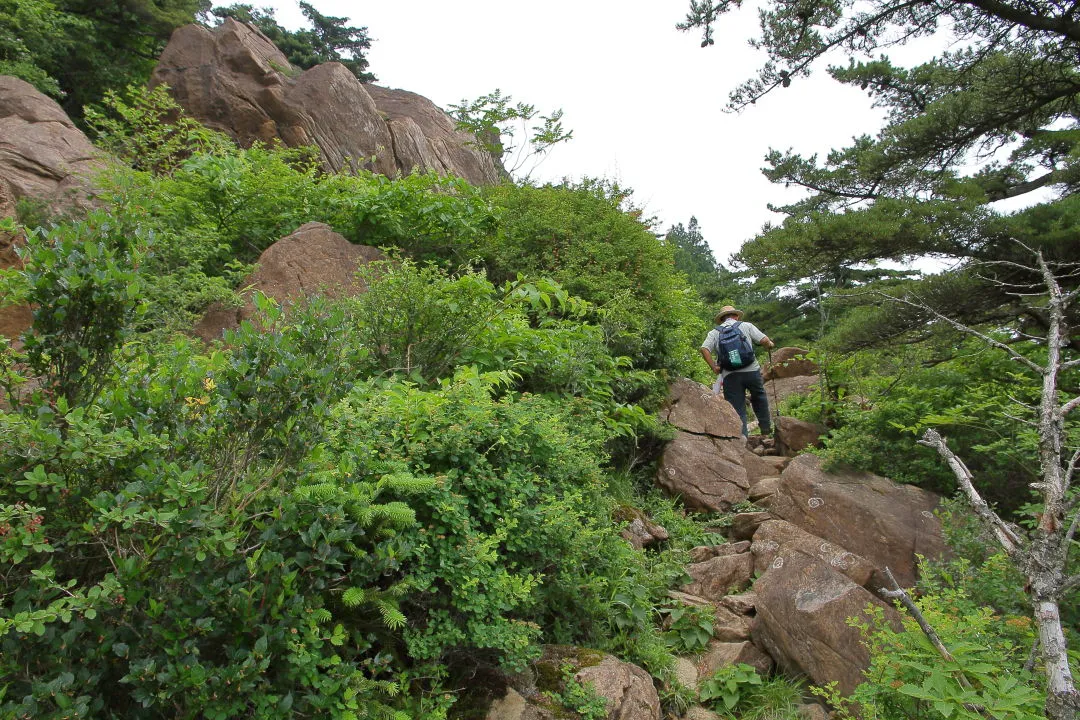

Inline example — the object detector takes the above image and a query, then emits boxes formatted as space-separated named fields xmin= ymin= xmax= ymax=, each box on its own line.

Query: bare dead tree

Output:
xmin=882 ymin=246 xmax=1079 ymax=719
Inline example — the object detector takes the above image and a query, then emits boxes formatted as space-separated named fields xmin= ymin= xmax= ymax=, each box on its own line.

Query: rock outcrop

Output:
xmin=763 ymin=347 xmax=818 ymax=381
xmin=751 ymin=552 xmax=901 ymax=695
xmin=152 ymin=20 xmax=501 ymax=185
xmin=194 ymin=222 xmax=385 ymax=341
xmin=0 ymin=75 xmax=106 ymax=342
xmin=657 ymin=379 xmax=771 ymax=512
xmin=758 ymin=454 xmax=947 ymax=588
xmin=650 ymin=377 xmax=949 ymax=702
xmin=487 ymin=647 xmax=659 ymax=720
xmin=775 ymin=416 xmax=827 ymax=454
xmin=0 ymin=75 xmax=103 ymax=215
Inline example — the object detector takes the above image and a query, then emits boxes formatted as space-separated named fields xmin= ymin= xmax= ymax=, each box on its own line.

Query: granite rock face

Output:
xmin=758 ymin=454 xmax=947 ymax=588
xmin=152 ymin=20 xmax=501 ymax=184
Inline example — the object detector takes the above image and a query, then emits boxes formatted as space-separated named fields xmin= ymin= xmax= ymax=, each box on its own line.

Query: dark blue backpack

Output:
xmin=715 ymin=321 xmax=755 ymax=371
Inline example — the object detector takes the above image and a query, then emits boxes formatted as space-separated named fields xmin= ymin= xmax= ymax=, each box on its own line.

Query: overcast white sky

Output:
xmin=260 ymin=0 xmax=890 ymax=264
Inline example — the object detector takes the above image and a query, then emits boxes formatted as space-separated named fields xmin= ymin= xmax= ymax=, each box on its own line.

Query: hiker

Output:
xmin=700 ymin=305 xmax=776 ymax=438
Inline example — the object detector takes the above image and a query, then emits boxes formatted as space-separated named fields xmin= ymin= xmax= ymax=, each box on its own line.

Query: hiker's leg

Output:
xmin=747 ymin=371 xmax=772 ymax=434
xmin=722 ymin=372 xmax=749 ymax=436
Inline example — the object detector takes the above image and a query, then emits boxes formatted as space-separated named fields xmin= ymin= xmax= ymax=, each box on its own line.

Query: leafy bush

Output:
xmin=788 ymin=339 xmax=1052 ymax=511
xmin=481 ymin=180 xmax=703 ymax=376
xmin=700 ymin=663 xmax=802 ymax=719
xmin=316 ymin=368 xmax=660 ymax=676
xmin=818 ymin=595 xmax=1044 ymax=720
xmin=0 ymin=214 xmax=145 ymax=406
xmin=85 ymin=84 xmax=235 ymax=175
xmin=662 ymin=603 xmax=715 ymax=654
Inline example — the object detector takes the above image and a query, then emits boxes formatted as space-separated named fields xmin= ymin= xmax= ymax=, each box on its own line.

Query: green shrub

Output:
xmin=0 ymin=214 xmax=145 ymax=406
xmin=700 ymin=663 xmax=802 ymax=719
xmin=317 ymin=368 xmax=658 ymax=674
xmin=662 ymin=603 xmax=716 ymax=654
xmin=481 ymin=180 xmax=703 ymax=375
xmin=819 ymin=595 xmax=1044 ymax=720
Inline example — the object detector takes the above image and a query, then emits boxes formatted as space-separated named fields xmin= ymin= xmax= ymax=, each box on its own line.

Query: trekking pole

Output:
xmin=767 ymin=348 xmax=782 ymax=437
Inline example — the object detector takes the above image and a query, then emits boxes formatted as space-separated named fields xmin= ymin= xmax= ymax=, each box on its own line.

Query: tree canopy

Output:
xmin=681 ymin=0 xmax=1080 ymax=351
xmin=1 ymin=0 xmax=206 ymax=115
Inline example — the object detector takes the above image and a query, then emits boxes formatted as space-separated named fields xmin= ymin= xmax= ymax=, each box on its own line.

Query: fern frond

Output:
xmin=377 ymin=600 xmax=406 ymax=630
xmin=341 ymin=587 xmax=366 ymax=608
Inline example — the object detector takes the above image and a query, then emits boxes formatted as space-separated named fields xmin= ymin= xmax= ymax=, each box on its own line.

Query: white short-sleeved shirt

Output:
xmin=701 ymin=319 xmax=766 ymax=378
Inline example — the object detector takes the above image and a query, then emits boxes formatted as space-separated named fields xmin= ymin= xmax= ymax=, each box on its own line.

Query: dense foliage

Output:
xmin=0 ymin=95 xmax=714 ymax=714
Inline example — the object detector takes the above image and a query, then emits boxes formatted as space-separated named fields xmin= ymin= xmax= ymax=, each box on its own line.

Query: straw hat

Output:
xmin=714 ymin=305 xmax=743 ymax=323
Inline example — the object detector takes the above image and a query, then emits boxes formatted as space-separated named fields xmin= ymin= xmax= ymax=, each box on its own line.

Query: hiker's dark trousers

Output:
xmin=723 ymin=369 xmax=771 ymax=437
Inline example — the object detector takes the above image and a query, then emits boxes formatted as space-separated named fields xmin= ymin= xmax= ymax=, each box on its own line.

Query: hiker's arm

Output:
xmin=700 ymin=347 xmax=720 ymax=374
xmin=758 ymin=336 xmax=776 ymax=349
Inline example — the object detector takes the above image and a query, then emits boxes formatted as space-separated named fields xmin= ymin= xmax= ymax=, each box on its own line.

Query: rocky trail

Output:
xmin=489 ymin=356 xmax=948 ymax=720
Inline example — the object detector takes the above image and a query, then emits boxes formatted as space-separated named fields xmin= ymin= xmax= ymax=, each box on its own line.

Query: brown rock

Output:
xmin=710 ymin=604 xmax=752 ymax=642
xmin=485 ymin=688 xmax=555 ymax=720
xmin=194 ymin=222 xmax=384 ymax=341
xmin=797 ymin=703 xmax=831 ymax=720
xmin=718 ymin=592 xmax=757 ymax=616
xmin=672 ymin=657 xmax=698 ymax=690
xmin=760 ymin=454 xmax=947 ymax=588
xmin=661 ymin=378 xmax=744 ymax=438
xmin=697 ymin=640 xmax=774 ymax=678
xmin=752 ymin=552 xmax=901 ymax=695
xmin=617 ymin=506 xmax=669 ymax=550
xmin=681 ymin=553 xmax=754 ymax=600
xmin=152 ymin=20 xmax=500 ymax=185
xmin=749 ymin=476 xmax=780 ymax=501
xmin=366 ymin=84 xmax=504 ymax=183
xmin=764 ymin=374 xmax=821 ymax=407
xmin=574 ymin=656 xmax=661 ymax=720
xmin=761 ymin=455 xmax=791 ymax=473
xmin=775 ymin=416 xmax=827 ymax=455
xmin=0 ymin=227 xmax=31 ymax=341
xmin=0 ymin=75 xmax=103 ymax=213
xmin=688 ymin=541 xmax=751 ymax=563
xmin=763 ymin=347 xmax=818 ymax=380
xmin=730 ymin=512 xmax=771 ymax=542
xmin=684 ymin=707 xmax=721 ymax=720
xmin=656 ymin=432 xmax=750 ymax=512
xmin=666 ymin=590 xmax=713 ymax=609
xmin=751 ymin=519 xmax=875 ymax=587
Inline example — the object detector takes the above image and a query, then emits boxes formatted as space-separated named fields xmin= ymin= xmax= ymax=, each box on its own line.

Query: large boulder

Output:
xmin=662 ymin=378 xmax=744 ymax=438
xmin=0 ymin=75 xmax=105 ymax=342
xmin=775 ymin=416 xmax=827 ymax=455
xmin=152 ymin=20 xmax=501 ymax=185
xmin=697 ymin=640 xmax=774 ymax=677
xmin=656 ymin=432 xmax=751 ymax=512
xmin=534 ymin=647 xmax=660 ymax=720
xmin=764 ymin=374 xmax=821 ymax=408
xmin=758 ymin=454 xmax=947 ymax=588
xmin=752 ymin=552 xmax=900 ymax=695
xmin=365 ymin=84 xmax=506 ymax=183
xmin=680 ymin=552 xmax=755 ymax=601
xmin=574 ymin=655 xmax=661 ymax=720
xmin=751 ymin=519 xmax=876 ymax=587
xmin=194 ymin=222 xmax=384 ymax=341
xmin=0 ymin=75 xmax=103 ymax=214
xmin=0 ymin=228 xmax=31 ymax=342
xmin=485 ymin=688 xmax=555 ymax=720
